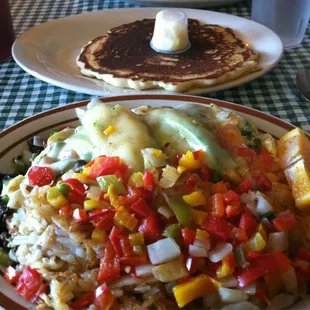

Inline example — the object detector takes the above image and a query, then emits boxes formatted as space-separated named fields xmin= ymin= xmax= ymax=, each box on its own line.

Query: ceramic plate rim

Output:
xmin=12 ymin=8 xmax=283 ymax=96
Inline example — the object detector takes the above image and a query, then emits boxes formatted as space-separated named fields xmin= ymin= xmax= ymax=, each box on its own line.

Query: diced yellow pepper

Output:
xmin=5 ymin=175 xmax=25 ymax=193
xmin=216 ymin=254 xmax=235 ymax=278
xmin=183 ymin=191 xmax=206 ymax=207
xmin=151 ymin=149 xmax=163 ymax=157
xmin=177 ymin=166 xmax=187 ymax=174
xmin=129 ymin=232 xmax=144 ymax=246
xmin=222 ymin=168 xmax=242 ymax=183
xmin=92 ymin=228 xmax=107 ymax=243
xmin=173 ymin=274 xmax=221 ymax=308
xmin=103 ymin=125 xmax=115 ymax=136
xmin=82 ymin=167 xmax=90 ymax=175
xmin=265 ymin=172 xmax=280 ymax=183
xmin=46 ymin=187 xmax=68 ymax=208
xmin=257 ymin=224 xmax=267 ymax=242
xmin=114 ymin=206 xmax=138 ymax=231
xmin=196 ymin=229 xmax=209 ymax=242
xmin=128 ymin=172 xmax=144 ymax=188
xmin=73 ymin=172 xmax=95 ymax=186
xmin=192 ymin=210 xmax=208 ymax=226
xmin=84 ymin=199 xmax=107 ymax=211
xmin=245 ymin=232 xmax=266 ymax=252
xmin=178 ymin=151 xmax=203 ymax=171
xmin=104 ymin=184 xmax=119 ymax=208
xmin=133 ymin=245 xmax=144 ymax=255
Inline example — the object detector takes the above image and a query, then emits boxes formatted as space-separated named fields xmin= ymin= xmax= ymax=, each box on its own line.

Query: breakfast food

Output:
xmin=77 ymin=16 xmax=260 ymax=91
xmin=1 ymin=99 xmax=310 ymax=310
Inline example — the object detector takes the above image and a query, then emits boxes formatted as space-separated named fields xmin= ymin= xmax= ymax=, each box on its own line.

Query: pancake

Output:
xmin=77 ymin=18 xmax=260 ymax=91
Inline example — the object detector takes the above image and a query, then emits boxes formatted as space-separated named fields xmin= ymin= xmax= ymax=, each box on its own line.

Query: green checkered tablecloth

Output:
xmin=1 ymin=0 xmax=310 ymax=132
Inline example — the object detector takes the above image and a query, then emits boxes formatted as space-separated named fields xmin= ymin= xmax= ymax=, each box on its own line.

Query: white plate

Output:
xmin=12 ymin=8 xmax=283 ymax=96
xmin=0 ymin=94 xmax=309 ymax=310
xmin=124 ymin=0 xmax=243 ymax=8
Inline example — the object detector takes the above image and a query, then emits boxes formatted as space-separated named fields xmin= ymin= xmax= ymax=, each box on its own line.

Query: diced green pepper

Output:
xmin=0 ymin=248 xmax=12 ymax=267
xmin=1 ymin=194 xmax=9 ymax=204
xmin=260 ymin=211 xmax=275 ymax=220
xmin=211 ymin=170 xmax=222 ymax=183
xmin=164 ymin=195 xmax=192 ymax=228
xmin=56 ymin=183 xmax=71 ymax=197
xmin=13 ymin=157 xmax=28 ymax=174
xmin=251 ymin=138 xmax=262 ymax=151
xmin=163 ymin=224 xmax=181 ymax=244
xmin=241 ymin=125 xmax=253 ymax=139
xmin=233 ymin=246 xmax=249 ymax=269
xmin=97 ymin=175 xmax=126 ymax=194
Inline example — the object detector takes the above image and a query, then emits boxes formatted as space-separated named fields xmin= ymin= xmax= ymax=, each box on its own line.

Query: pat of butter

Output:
xmin=151 ymin=10 xmax=190 ymax=53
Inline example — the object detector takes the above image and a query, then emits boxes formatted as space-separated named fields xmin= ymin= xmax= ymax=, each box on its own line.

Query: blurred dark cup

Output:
xmin=0 ymin=0 xmax=15 ymax=61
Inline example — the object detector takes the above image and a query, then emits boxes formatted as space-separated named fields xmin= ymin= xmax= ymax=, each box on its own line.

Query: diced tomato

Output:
xmin=16 ymin=267 xmax=43 ymax=301
xmin=200 ymin=166 xmax=211 ymax=182
xmin=237 ymin=147 xmax=256 ymax=158
xmin=238 ymin=177 xmax=253 ymax=194
xmin=256 ymin=173 xmax=272 ymax=191
xmin=63 ymin=178 xmax=86 ymax=204
xmin=5 ymin=266 xmax=21 ymax=285
xmin=185 ymin=174 xmax=200 ymax=192
xmin=297 ymin=247 xmax=310 ymax=262
xmin=89 ymin=208 xmax=116 ymax=230
xmin=222 ymin=190 xmax=240 ymax=204
xmin=272 ymin=212 xmax=296 ymax=232
xmin=109 ymin=226 xmax=126 ymax=256
xmin=226 ymin=201 xmax=242 ymax=218
xmin=71 ymin=292 xmax=95 ymax=309
xmin=88 ymin=156 xmax=121 ymax=180
xmin=185 ymin=256 xmax=198 ymax=274
xmin=239 ymin=214 xmax=257 ymax=237
xmin=247 ymin=250 xmax=263 ymax=261
xmin=138 ymin=214 xmax=161 ymax=243
xmin=143 ymin=170 xmax=155 ymax=192
xmin=72 ymin=209 xmax=88 ymax=223
xmin=130 ymin=198 xmax=153 ymax=218
xmin=59 ymin=205 xmax=73 ymax=217
xmin=98 ymin=241 xmax=120 ymax=282
xmin=120 ymin=253 xmax=149 ymax=266
xmin=181 ymin=228 xmax=196 ymax=248
xmin=202 ymin=216 xmax=234 ymax=242
xmin=209 ymin=193 xmax=225 ymax=217
xmin=30 ymin=282 xmax=48 ymax=303
xmin=259 ymin=148 xmax=275 ymax=171
xmin=28 ymin=166 xmax=55 ymax=186
xmin=94 ymin=283 xmax=116 ymax=310
xmin=237 ymin=252 xmax=291 ymax=287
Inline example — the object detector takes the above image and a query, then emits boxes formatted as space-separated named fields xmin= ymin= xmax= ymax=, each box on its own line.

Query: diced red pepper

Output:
xmin=94 ymin=283 xmax=116 ymax=310
xmin=247 ymin=250 xmax=263 ymax=261
xmin=185 ymin=256 xmax=198 ymax=274
xmin=256 ymin=173 xmax=272 ymax=191
xmin=117 ymin=186 xmax=142 ymax=206
xmin=98 ymin=241 xmax=120 ymax=282
xmin=59 ymin=205 xmax=73 ymax=217
xmin=5 ymin=266 xmax=21 ymax=285
xmin=28 ymin=166 xmax=55 ymax=186
xmin=88 ymin=156 xmax=121 ymax=180
xmin=120 ymin=253 xmax=150 ymax=266
xmin=239 ymin=214 xmax=257 ymax=237
xmin=202 ymin=216 xmax=234 ymax=242
xmin=259 ymin=148 xmax=275 ymax=171
xmin=297 ymin=247 xmax=310 ymax=262
xmin=71 ymin=292 xmax=95 ymax=309
xmin=185 ymin=174 xmax=200 ymax=192
xmin=272 ymin=212 xmax=296 ymax=232
xmin=63 ymin=178 xmax=86 ymax=204
xmin=181 ymin=228 xmax=196 ymax=248
xmin=200 ymin=166 xmax=211 ymax=182
xmin=138 ymin=214 xmax=161 ymax=243
xmin=119 ymin=235 xmax=135 ymax=257
xmin=143 ymin=170 xmax=155 ymax=192
xmin=255 ymin=286 xmax=271 ymax=306
xmin=72 ymin=209 xmax=88 ymax=223
xmin=109 ymin=226 xmax=126 ymax=256
xmin=233 ymin=228 xmax=249 ymax=243
xmin=237 ymin=252 xmax=291 ymax=287
xmin=222 ymin=190 xmax=240 ymax=204
xmin=211 ymin=181 xmax=228 ymax=194
xmin=16 ymin=267 xmax=43 ymax=301
xmin=30 ymin=282 xmax=48 ymax=303
xmin=226 ymin=201 xmax=242 ymax=218
xmin=130 ymin=198 xmax=153 ymax=218
xmin=89 ymin=208 xmax=116 ymax=230
xmin=238 ymin=177 xmax=253 ymax=194
xmin=237 ymin=147 xmax=256 ymax=158
xmin=209 ymin=193 xmax=225 ymax=217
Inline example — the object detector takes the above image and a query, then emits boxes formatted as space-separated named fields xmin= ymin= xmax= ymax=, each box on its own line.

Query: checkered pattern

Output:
xmin=1 ymin=0 xmax=310 ymax=131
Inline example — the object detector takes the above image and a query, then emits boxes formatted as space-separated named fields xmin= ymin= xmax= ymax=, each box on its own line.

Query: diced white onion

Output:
xmin=87 ymin=186 xmax=102 ymax=201
xmin=135 ymin=264 xmax=154 ymax=278
xmin=143 ymin=287 xmax=160 ymax=300
xmin=217 ymin=276 xmax=238 ymax=288
xmin=221 ymin=301 xmax=259 ymax=310
xmin=269 ymin=293 xmax=295 ymax=309
xmin=61 ymin=169 xmax=74 ymax=180
xmin=159 ymin=165 xmax=180 ymax=189
xmin=194 ymin=238 xmax=211 ymax=250
xmin=147 ymin=238 xmax=181 ymax=265
xmin=158 ymin=177 xmax=175 ymax=189
xmin=219 ymin=287 xmax=248 ymax=304
xmin=256 ymin=194 xmax=273 ymax=215
xmin=209 ymin=243 xmax=233 ymax=263
xmin=109 ymin=275 xmax=158 ymax=289
xmin=111 ymin=289 xmax=123 ymax=297
xmin=158 ymin=206 xmax=173 ymax=219
xmin=240 ymin=191 xmax=257 ymax=216
xmin=268 ymin=232 xmax=288 ymax=253
xmin=142 ymin=148 xmax=167 ymax=168
xmin=282 ymin=266 xmax=298 ymax=293
xmin=241 ymin=281 xmax=256 ymax=295
xmin=189 ymin=244 xmax=208 ymax=257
